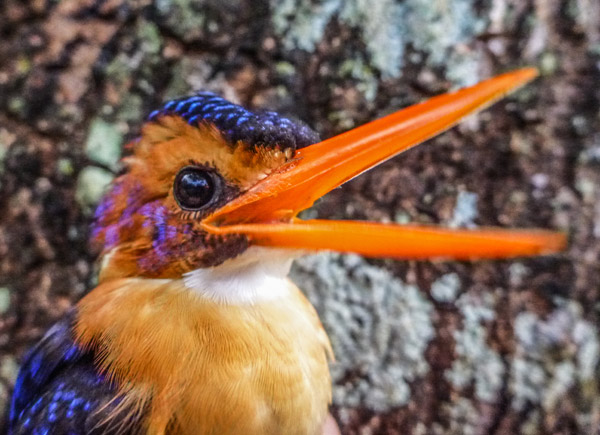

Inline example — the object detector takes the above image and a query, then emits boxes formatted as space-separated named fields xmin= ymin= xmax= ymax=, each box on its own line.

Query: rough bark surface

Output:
xmin=1 ymin=1 xmax=599 ymax=434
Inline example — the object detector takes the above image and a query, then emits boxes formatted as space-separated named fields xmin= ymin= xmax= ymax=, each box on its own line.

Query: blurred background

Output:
xmin=0 ymin=0 xmax=599 ymax=433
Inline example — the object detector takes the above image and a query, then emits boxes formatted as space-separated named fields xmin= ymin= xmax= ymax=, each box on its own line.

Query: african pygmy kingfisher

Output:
xmin=9 ymin=68 xmax=565 ymax=434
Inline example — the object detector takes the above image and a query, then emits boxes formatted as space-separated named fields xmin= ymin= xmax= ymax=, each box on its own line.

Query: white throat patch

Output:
xmin=183 ymin=247 xmax=300 ymax=305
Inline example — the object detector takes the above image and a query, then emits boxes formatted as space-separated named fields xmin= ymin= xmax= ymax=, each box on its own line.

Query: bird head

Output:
xmin=91 ymin=93 xmax=321 ymax=281
xmin=92 ymin=68 xmax=565 ymax=286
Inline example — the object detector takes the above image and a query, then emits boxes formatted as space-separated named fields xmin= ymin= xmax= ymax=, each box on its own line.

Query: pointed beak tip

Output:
xmin=542 ymin=231 xmax=568 ymax=254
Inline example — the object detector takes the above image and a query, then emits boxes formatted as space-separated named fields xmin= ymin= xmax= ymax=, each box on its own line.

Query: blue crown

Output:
xmin=148 ymin=92 xmax=320 ymax=150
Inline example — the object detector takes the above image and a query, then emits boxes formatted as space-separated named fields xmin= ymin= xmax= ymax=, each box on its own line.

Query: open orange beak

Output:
xmin=202 ymin=68 xmax=566 ymax=260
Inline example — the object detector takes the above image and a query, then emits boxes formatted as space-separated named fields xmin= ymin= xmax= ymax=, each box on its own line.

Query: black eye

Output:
xmin=174 ymin=167 xmax=218 ymax=210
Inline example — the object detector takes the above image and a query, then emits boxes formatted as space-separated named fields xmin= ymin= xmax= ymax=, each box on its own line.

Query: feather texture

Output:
xmin=8 ymin=313 xmax=142 ymax=434
xmin=92 ymin=117 xmax=296 ymax=281
xmin=74 ymin=277 xmax=333 ymax=434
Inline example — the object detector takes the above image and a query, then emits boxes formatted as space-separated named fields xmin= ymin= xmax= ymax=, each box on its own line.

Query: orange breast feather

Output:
xmin=74 ymin=277 xmax=332 ymax=435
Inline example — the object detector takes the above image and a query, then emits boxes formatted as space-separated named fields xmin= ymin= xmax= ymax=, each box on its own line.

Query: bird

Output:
xmin=8 ymin=68 xmax=565 ymax=435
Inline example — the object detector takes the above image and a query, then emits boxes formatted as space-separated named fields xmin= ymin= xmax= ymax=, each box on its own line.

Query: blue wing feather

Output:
xmin=8 ymin=312 xmax=141 ymax=434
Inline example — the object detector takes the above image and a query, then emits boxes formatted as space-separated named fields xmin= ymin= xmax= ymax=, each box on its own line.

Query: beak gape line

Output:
xmin=202 ymin=68 xmax=566 ymax=261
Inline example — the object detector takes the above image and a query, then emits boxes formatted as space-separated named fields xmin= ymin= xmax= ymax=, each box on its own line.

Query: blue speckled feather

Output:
xmin=8 ymin=312 xmax=141 ymax=435
xmin=148 ymin=92 xmax=320 ymax=150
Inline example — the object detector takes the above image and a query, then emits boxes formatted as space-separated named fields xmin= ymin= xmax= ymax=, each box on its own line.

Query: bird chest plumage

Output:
xmin=75 ymin=276 xmax=332 ymax=434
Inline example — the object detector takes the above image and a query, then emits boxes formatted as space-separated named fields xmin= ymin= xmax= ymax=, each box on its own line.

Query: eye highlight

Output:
xmin=173 ymin=166 xmax=219 ymax=211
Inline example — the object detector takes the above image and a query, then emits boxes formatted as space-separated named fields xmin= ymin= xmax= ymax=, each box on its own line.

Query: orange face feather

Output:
xmin=75 ymin=69 xmax=565 ymax=434
xmin=92 ymin=118 xmax=293 ymax=281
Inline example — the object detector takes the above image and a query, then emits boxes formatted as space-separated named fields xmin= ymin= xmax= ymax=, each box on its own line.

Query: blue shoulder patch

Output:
xmin=9 ymin=312 xmax=141 ymax=434
xmin=10 ymin=315 xmax=82 ymax=425
xmin=148 ymin=92 xmax=320 ymax=150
